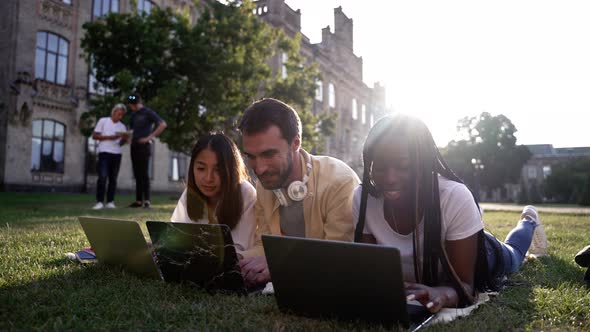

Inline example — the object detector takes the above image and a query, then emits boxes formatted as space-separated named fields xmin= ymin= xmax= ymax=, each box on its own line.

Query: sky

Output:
xmin=284 ymin=0 xmax=590 ymax=148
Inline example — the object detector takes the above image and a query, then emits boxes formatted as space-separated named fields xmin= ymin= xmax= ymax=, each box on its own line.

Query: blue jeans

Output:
xmin=96 ymin=152 xmax=122 ymax=203
xmin=486 ymin=219 xmax=536 ymax=275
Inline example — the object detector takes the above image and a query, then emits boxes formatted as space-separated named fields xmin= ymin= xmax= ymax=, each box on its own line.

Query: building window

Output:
xmin=35 ymin=32 xmax=69 ymax=85
xmin=31 ymin=119 xmax=65 ymax=173
xmin=93 ymin=0 xmax=119 ymax=19
xmin=370 ymin=112 xmax=375 ymax=127
xmin=542 ymin=165 xmax=552 ymax=178
xmin=527 ymin=166 xmax=537 ymax=179
xmin=169 ymin=151 xmax=188 ymax=181
xmin=352 ymin=98 xmax=358 ymax=120
xmin=281 ymin=52 xmax=288 ymax=79
xmin=361 ymin=104 xmax=366 ymax=124
xmin=138 ymin=0 xmax=155 ymax=14
xmin=86 ymin=137 xmax=99 ymax=175
xmin=328 ymin=82 xmax=335 ymax=108
xmin=315 ymin=80 xmax=323 ymax=102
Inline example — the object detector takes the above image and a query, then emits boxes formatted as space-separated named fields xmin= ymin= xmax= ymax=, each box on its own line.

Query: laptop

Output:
xmin=262 ymin=235 xmax=433 ymax=328
xmin=78 ymin=216 xmax=162 ymax=279
xmin=78 ymin=217 xmax=256 ymax=294
xmin=146 ymin=221 xmax=249 ymax=294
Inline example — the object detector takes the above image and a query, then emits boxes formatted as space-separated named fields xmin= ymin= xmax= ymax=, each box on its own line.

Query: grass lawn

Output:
xmin=1 ymin=192 xmax=589 ymax=331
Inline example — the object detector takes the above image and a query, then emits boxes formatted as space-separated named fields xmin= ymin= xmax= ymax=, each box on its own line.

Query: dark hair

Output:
xmin=238 ymin=98 xmax=302 ymax=144
xmin=127 ymin=93 xmax=142 ymax=105
xmin=186 ymin=133 xmax=249 ymax=230
xmin=356 ymin=114 xmax=485 ymax=305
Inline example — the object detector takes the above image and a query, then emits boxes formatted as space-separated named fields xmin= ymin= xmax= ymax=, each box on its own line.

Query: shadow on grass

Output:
xmin=1 ymin=258 xmax=404 ymax=332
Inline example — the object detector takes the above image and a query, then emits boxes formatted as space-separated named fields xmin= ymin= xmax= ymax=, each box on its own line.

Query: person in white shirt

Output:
xmin=91 ymin=104 xmax=127 ymax=209
xmin=353 ymin=114 xmax=548 ymax=313
xmin=170 ymin=133 xmax=256 ymax=255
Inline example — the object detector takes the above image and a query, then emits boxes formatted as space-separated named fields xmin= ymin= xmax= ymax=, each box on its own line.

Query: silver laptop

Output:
xmin=262 ymin=235 xmax=433 ymax=328
xmin=78 ymin=216 xmax=162 ymax=279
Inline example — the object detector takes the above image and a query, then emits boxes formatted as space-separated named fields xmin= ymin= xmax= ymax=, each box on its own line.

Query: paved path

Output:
xmin=481 ymin=203 xmax=590 ymax=215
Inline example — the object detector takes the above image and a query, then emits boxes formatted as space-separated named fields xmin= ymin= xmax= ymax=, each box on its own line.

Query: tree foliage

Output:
xmin=544 ymin=158 xmax=590 ymax=203
xmin=81 ymin=1 xmax=324 ymax=154
xmin=443 ymin=112 xmax=531 ymax=193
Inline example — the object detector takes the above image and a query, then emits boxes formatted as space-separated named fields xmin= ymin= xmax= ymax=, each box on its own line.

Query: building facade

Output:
xmin=254 ymin=0 xmax=387 ymax=171
xmin=0 ymin=0 xmax=384 ymax=193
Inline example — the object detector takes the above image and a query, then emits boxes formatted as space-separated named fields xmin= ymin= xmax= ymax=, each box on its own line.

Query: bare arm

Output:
xmin=92 ymin=131 xmax=120 ymax=141
xmin=406 ymin=232 xmax=478 ymax=312
xmin=137 ymin=121 xmax=167 ymax=144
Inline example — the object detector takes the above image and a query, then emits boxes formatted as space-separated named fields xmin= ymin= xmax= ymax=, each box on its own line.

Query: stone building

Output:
xmin=254 ymin=0 xmax=387 ymax=171
xmin=0 ymin=0 xmax=384 ymax=193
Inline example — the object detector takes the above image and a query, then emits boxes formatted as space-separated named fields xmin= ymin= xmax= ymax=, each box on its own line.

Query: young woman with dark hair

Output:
xmin=353 ymin=114 xmax=548 ymax=313
xmin=171 ymin=133 xmax=256 ymax=254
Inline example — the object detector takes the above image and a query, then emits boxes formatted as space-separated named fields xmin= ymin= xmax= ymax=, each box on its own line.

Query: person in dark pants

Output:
xmin=92 ymin=104 xmax=127 ymax=209
xmin=125 ymin=93 xmax=167 ymax=208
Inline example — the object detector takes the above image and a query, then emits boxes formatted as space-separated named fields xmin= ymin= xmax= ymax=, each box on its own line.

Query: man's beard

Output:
xmin=259 ymin=151 xmax=293 ymax=190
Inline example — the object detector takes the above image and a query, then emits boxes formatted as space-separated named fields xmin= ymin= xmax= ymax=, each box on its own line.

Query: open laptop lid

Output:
xmin=78 ymin=217 xmax=161 ymax=279
xmin=146 ymin=221 xmax=247 ymax=294
xmin=262 ymin=235 xmax=432 ymax=328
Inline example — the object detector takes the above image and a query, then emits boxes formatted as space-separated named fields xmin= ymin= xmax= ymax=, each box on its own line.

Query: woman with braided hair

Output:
xmin=352 ymin=114 xmax=548 ymax=313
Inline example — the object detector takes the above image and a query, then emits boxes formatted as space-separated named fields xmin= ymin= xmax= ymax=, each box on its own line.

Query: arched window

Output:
xmin=31 ymin=119 xmax=65 ymax=173
xmin=315 ymin=80 xmax=323 ymax=101
xmin=138 ymin=0 xmax=155 ymax=14
xmin=328 ymin=83 xmax=336 ymax=108
xmin=352 ymin=98 xmax=358 ymax=120
xmin=35 ymin=32 xmax=69 ymax=85
xmin=92 ymin=0 xmax=119 ymax=19
xmin=281 ymin=52 xmax=288 ymax=79
xmin=169 ymin=151 xmax=188 ymax=181
xmin=361 ymin=104 xmax=366 ymax=124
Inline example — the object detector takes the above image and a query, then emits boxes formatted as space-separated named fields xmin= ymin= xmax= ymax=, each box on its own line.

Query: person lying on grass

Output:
xmin=171 ymin=133 xmax=256 ymax=256
xmin=353 ymin=114 xmax=548 ymax=313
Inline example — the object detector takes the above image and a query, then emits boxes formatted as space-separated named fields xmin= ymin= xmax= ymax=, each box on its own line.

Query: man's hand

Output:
xmin=238 ymin=256 xmax=270 ymax=287
xmin=137 ymin=137 xmax=151 ymax=144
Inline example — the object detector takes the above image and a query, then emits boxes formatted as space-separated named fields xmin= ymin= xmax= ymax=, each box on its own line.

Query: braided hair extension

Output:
xmin=355 ymin=114 xmax=483 ymax=306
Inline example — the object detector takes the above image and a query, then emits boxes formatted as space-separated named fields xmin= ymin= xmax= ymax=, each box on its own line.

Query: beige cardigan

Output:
xmin=241 ymin=149 xmax=360 ymax=258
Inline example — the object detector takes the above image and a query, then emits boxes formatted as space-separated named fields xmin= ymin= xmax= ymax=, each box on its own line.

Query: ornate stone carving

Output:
xmin=38 ymin=0 xmax=73 ymax=29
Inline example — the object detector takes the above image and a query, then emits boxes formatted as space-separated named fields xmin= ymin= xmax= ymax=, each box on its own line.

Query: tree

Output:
xmin=578 ymin=174 xmax=590 ymax=206
xmin=443 ymin=112 xmax=531 ymax=193
xmin=544 ymin=158 xmax=590 ymax=203
xmin=81 ymin=1 xmax=324 ymax=154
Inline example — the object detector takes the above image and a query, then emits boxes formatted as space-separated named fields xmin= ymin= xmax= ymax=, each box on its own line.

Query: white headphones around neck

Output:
xmin=273 ymin=151 xmax=312 ymax=206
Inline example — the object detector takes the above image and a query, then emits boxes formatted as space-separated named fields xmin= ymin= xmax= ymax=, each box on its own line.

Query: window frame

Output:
xmin=328 ymin=82 xmax=336 ymax=108
xmin=92 ymin=0 xmax=120 ymax=20
xmin=35 ymin=31 xmax=69 ymax=85
xmin=137 ymin=0 xmax=156 ymax=14
xmin=31 ymin=119 xmax=66 ymax=174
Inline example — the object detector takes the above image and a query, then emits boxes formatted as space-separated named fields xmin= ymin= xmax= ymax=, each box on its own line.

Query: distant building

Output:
xmin=0 ymin=0 xmax=383 ymax=192
xmin=521 ymin=144 xmax=590 ymax=197
xmin=253 ymin=0 xmax=387 ymax=171
xmin=482 ymin=144 xmax=590 ymax=202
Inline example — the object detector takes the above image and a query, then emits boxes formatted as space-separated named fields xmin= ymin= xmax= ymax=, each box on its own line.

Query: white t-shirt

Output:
xmin=170 ymin=181 xmax=257 ymax=255
xmin=93 ymin=117 xmax=127 ymax=154
xmin=352 ymin=176 xmax=484 ymax=282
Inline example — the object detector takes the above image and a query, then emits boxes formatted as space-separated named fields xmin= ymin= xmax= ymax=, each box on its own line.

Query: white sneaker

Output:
xmin=105 ymin=202 xmax=116 ymax=209
xmin=92 ymin=202 xmax=104 ymax=210
xmin=522 ymin=205 xmax=548 ymax=257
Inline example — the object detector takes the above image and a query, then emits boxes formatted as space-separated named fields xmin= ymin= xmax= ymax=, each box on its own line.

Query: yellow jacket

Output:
xmin=242 ymin=149 xmax=360 ymax=258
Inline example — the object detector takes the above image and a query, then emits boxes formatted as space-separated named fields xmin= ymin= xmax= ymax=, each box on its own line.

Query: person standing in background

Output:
xmin=125 ymin=93 xmax=167 ymax=209
xmin=91 ymin=104 xmax=127 ymax=210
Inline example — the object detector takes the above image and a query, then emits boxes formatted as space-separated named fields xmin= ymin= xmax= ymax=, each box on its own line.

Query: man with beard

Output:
xmin=237 ymin=98 xmax=360 ymax=287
